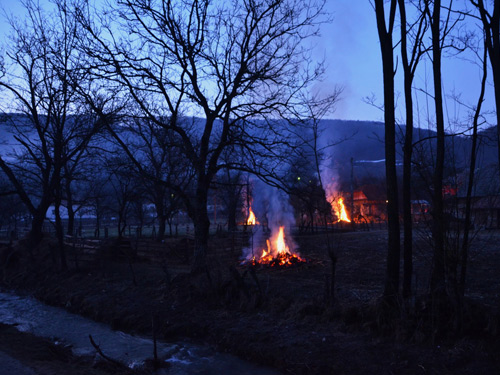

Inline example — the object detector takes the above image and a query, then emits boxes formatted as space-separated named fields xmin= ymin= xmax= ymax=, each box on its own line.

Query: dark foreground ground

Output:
xmin=0 ymin=323 xmax=138 ymax=375
xmin=1 ymin=228 xmax=500 ymax=374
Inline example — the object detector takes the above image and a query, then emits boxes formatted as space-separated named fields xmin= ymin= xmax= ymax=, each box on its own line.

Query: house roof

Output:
xmin=353 ymin=191 xmax=367 ymax=200
xmin=354 ymin=184 xmax=386 ymax=201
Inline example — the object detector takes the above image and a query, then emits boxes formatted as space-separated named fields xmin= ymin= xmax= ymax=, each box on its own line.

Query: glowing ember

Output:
xmin=247 ymin=206 xmax=259 ymax=225
xmin=249 ymin=226 xmax=306 ymax=267
xmin=334 ymin=197 xmax=351 ymax=223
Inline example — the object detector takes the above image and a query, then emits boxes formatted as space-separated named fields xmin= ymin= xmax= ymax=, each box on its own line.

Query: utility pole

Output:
xmin=246 ymin=175 xmax=251 ymax=218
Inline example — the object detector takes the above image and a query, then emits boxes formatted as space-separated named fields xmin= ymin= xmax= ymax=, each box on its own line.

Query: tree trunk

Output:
xmin=54 ymin=189 xmax=67 ymax=270
xmin=29 ymin=210 xmax=46 ymax=249
xmin=65 ymin=178 xmax=75 ymax=236
xmin=94 ymin=214 xmax=100 ymax=238
xmin=154 ymin=195 xmax=166 ymax=241
xmin=375 ymin=0 xmax=401 ymax=304
xmin=136 ymin=203 xmax=144 ymax=238
xmin=399 ymin=0 xmax=414 ymax=299
xmin=429 ymin=0 xmax=446 ymax=297
xmin=483 ymin=3 xmax=500 ymax=180
xmin=191 ymin=187 xmax=210 ymax=274
xmin=460 ymin=42 xmax=487 ymax=296
xmin=402 ymin=116 xmax=413 ymax=298
xmin=157 ymin=215 xmax=166 ymax=241
xmin=67 ymin=203 xmax=75 ymax=237
xmin=492 ymin=65 xmax=500 ymax=180
xmin=118 ymin=213 xmax=125 ymax=239
xmin=28 ymin=194 xmax=52 ymax=250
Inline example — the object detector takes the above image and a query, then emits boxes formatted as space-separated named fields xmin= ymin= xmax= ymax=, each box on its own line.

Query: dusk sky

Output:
xmin=0 ymin=0 xmax=495 ymax=127
xmin=323 ymin=0 xmax=495 ymax=127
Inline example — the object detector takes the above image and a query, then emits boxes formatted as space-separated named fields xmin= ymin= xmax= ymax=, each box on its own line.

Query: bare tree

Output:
xmin=105 ymin=155 xmax=140 ymax=239
xmin=425 ymin=0 xmax=447 ymax=301
xmin=470 ymin=1 xmax=500 ymax=178
xmin=0 ymin=0 xmax=101 ymax=268
xmin=215 ymin=152 xmax=245 ymax=232
xmin=297 ymin=93 xmax=341 ymax=303
xmin=423 ymin=0 xmax=469 ymax=313
xmin=0 ymin=172 xmax=27 ymax=238
xmin=398 ymin=0 xmax=428 ymax=299
xmin=420 ymin=0 xmax=470 ymax=331
xmin=76 ymin=0 xmax=330 ymax=273
xmin=374 ymin=0 xmax=401 ymax=305
xmin=287 ymin=151 xmax=327 ymax=232
xmin=119 ymin=117 xmax=190 ymax=240
xmin=460 ymin=39 xmax=488 ymax=297
xmin=81 ymin=167 xmax=112 ymax=239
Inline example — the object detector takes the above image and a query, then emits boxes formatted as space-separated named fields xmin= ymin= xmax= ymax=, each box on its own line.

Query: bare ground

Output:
xmin=1 ymin=228 xmax=500 ymax=374
xmin=0 ymin=323 xmax=138 ymax=375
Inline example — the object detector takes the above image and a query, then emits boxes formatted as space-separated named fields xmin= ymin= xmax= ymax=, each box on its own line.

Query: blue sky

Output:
xmin=320 ymin=1 xmax=384 ymax=121
xmin=0 ymin=0 xmax=495 ymax=127
xmin=322 ymin=0 xmax=495 ymax=127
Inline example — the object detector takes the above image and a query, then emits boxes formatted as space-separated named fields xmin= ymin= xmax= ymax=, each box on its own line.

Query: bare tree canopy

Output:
xmin=74 ymin=0 xmax=334 ymax=272
xmin=0 ymin=0 xmax=103 ymax=265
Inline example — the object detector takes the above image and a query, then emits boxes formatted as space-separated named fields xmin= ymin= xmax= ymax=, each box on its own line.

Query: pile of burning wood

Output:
xmin=241 ymin=186 xmax=353 ymax=267
xmin=243 ymin=206 xmax=306 ymax=267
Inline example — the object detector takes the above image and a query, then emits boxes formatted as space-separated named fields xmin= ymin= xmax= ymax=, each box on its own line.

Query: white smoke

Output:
xmin=315 ymin=119 xmax=342 ymax=201
xmin=242 ymin=180 xmax=298 ymax=260
xmin=320 ymin=164 xmax=340 ymax=202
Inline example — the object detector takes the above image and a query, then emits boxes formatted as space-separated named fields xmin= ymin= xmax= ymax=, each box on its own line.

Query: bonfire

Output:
xmin=247 ymin=225 xmax=306 ymax=267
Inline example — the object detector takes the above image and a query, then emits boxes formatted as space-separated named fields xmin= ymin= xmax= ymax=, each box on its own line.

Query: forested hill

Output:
xmin=0 ymin=113 xmax=497 ymax=187
xmin=319 ymin=119 xmax=497 ymax=188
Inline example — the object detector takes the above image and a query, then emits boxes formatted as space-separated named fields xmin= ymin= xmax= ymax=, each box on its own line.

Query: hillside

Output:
xmin=319 ymin=119 xmax=497 ymax=189
xmin=1 ymin=113 xmax=497 ymax=189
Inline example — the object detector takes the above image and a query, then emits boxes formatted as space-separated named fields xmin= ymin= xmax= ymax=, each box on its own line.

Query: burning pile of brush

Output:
xmin=243 ymin=205 xmax=306 ymax=267
xmin=249 ymin=225 xmax=305 ymax=267
xmin=240 ymin=174 xmax=351 ymax=267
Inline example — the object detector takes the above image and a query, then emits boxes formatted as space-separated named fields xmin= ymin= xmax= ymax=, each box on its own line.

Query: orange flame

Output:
xmin=247 ymin=206 xmax=258 ymax=225
xmin=275 ymin=226 xmax=288 ymax=255
xmin=335 ymin=197 xmax=351 ymax=223
xmin=250 ymin=226 xmax=305 ymax=267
